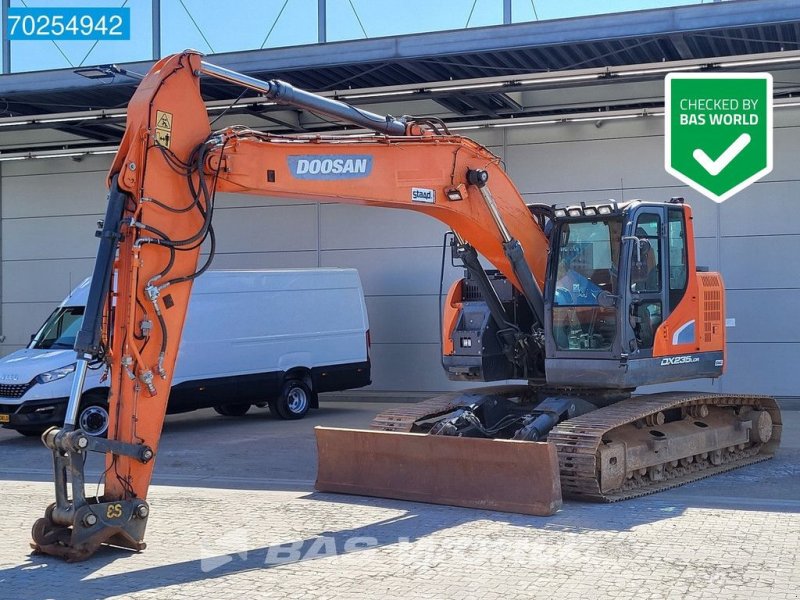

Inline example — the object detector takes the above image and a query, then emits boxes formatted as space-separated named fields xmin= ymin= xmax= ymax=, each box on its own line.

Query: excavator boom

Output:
xmin=31 ymin=52 xmax=561 ymax=560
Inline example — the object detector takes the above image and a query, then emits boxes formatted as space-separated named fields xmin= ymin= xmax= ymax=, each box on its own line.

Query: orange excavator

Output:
xmin=31 ymin=52 xmax=781 ymax=561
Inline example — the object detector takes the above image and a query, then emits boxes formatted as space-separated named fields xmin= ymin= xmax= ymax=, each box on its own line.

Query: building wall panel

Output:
xmin=1 ymin=113 xmax=798 ymax=398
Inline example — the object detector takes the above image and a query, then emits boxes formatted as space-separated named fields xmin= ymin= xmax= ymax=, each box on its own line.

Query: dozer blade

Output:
xmin=314 ymin=427 xmax=562 ymax=516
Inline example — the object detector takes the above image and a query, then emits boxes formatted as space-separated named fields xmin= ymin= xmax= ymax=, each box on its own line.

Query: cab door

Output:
xmin=623 ymin=207 xmax=666 ymax=357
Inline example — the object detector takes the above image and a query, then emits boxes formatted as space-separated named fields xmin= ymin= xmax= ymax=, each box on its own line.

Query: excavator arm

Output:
xmin=32 ymin=51 xmax=781 ymax=561
xmin=31 ymin=52 xmax=560 ymax=561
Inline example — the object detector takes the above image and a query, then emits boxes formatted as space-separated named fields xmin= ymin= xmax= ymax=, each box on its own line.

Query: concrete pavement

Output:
xmin=0 ymin=401 xmax=798 ymax=599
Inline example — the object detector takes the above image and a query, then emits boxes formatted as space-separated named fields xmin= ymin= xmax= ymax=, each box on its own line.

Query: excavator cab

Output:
xmin=544 ymin=198 xmax=725 ymax=390
xmin=443 ymin=198 xmax=724 ymax=391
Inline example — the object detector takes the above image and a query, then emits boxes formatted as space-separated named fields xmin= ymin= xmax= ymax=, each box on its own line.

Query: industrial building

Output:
xmin=0 ymin=0 xmax=798 ymax=399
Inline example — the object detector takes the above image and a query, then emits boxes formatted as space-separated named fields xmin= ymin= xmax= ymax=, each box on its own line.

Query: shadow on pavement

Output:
xmin=2 ymin=504 xmax=477 ymax=600
xmin=3 ymin=474 xmax=799 ymax=599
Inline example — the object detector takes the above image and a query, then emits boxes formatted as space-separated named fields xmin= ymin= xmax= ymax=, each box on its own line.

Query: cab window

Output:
xmin=628 ymin=213 xmax=662 ymax=350
xmin=631 ymin=214 xmax=661 ymax=294
xmin=552 ymin=219 xmax=621 ymax=351
xmin=668 ymin=208 xmax=688 ymax=311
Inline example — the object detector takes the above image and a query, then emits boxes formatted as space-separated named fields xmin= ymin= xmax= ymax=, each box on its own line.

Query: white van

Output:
xmin=0 ymin=269 xmax=371 ymax=436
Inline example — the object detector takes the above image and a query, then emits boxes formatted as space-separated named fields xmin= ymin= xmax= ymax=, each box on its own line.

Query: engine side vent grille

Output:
xmin=698 ymin=273 xmax=724 ymax=346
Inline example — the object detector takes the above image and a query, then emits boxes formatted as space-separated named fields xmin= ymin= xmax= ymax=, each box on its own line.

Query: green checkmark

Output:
xmin=692 ymin=133 xmax=751 ymax=176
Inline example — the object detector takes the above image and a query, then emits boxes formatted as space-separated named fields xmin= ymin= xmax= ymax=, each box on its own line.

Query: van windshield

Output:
xmin=31 ymin=306 xmax=84 ymax=350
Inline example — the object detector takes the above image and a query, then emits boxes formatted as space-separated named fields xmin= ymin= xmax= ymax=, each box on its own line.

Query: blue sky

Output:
xmin=8 ymin=0 xmax=705 ymax=73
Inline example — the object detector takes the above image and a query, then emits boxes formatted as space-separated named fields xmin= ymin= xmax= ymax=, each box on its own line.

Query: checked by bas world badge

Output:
xmin=665 ymin=73 xmax=772 ymax=203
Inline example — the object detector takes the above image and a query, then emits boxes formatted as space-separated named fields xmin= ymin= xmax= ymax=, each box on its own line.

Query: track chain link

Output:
xmin=548 ymin=392 xmax=781 ymax=501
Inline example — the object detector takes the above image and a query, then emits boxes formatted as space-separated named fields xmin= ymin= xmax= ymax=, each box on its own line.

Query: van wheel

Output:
xmin=275 ymin=380 xmax=312 ymax=420
xmin=213 ymin=403 xmax=251 ymax=417
xmin=78 ymin=397 xmax=110 ymax=437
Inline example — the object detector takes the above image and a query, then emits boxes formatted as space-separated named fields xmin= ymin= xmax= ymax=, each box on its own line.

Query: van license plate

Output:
xmin=0 ymin=414 xmax=9 ymax=423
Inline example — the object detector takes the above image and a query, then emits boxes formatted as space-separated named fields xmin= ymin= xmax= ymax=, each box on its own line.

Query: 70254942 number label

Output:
xmin=7 ymin=7 xmax=130 ymax=41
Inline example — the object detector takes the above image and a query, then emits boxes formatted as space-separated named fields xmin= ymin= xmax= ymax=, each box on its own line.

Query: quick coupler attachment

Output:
xmin=31 ymin=426 xmax=153 ymax=562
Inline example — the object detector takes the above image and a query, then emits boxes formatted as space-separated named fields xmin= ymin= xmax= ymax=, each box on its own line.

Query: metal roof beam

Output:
xmin=57 ymin=123 xmax=123 ymax=142
xmin=242 ymin=107 xmax=309 ymax=132
xmin=1 ymin=50 xmax=799 ymax=131
xmin=3 ymin=0 xmax=800 ymax=97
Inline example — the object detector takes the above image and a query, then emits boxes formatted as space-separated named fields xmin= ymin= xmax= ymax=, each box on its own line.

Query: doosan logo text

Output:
xmin=288 ymin=155 xmax=373 ymax=179
xmin=296 ymin=158 xmax=368 ymax=175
